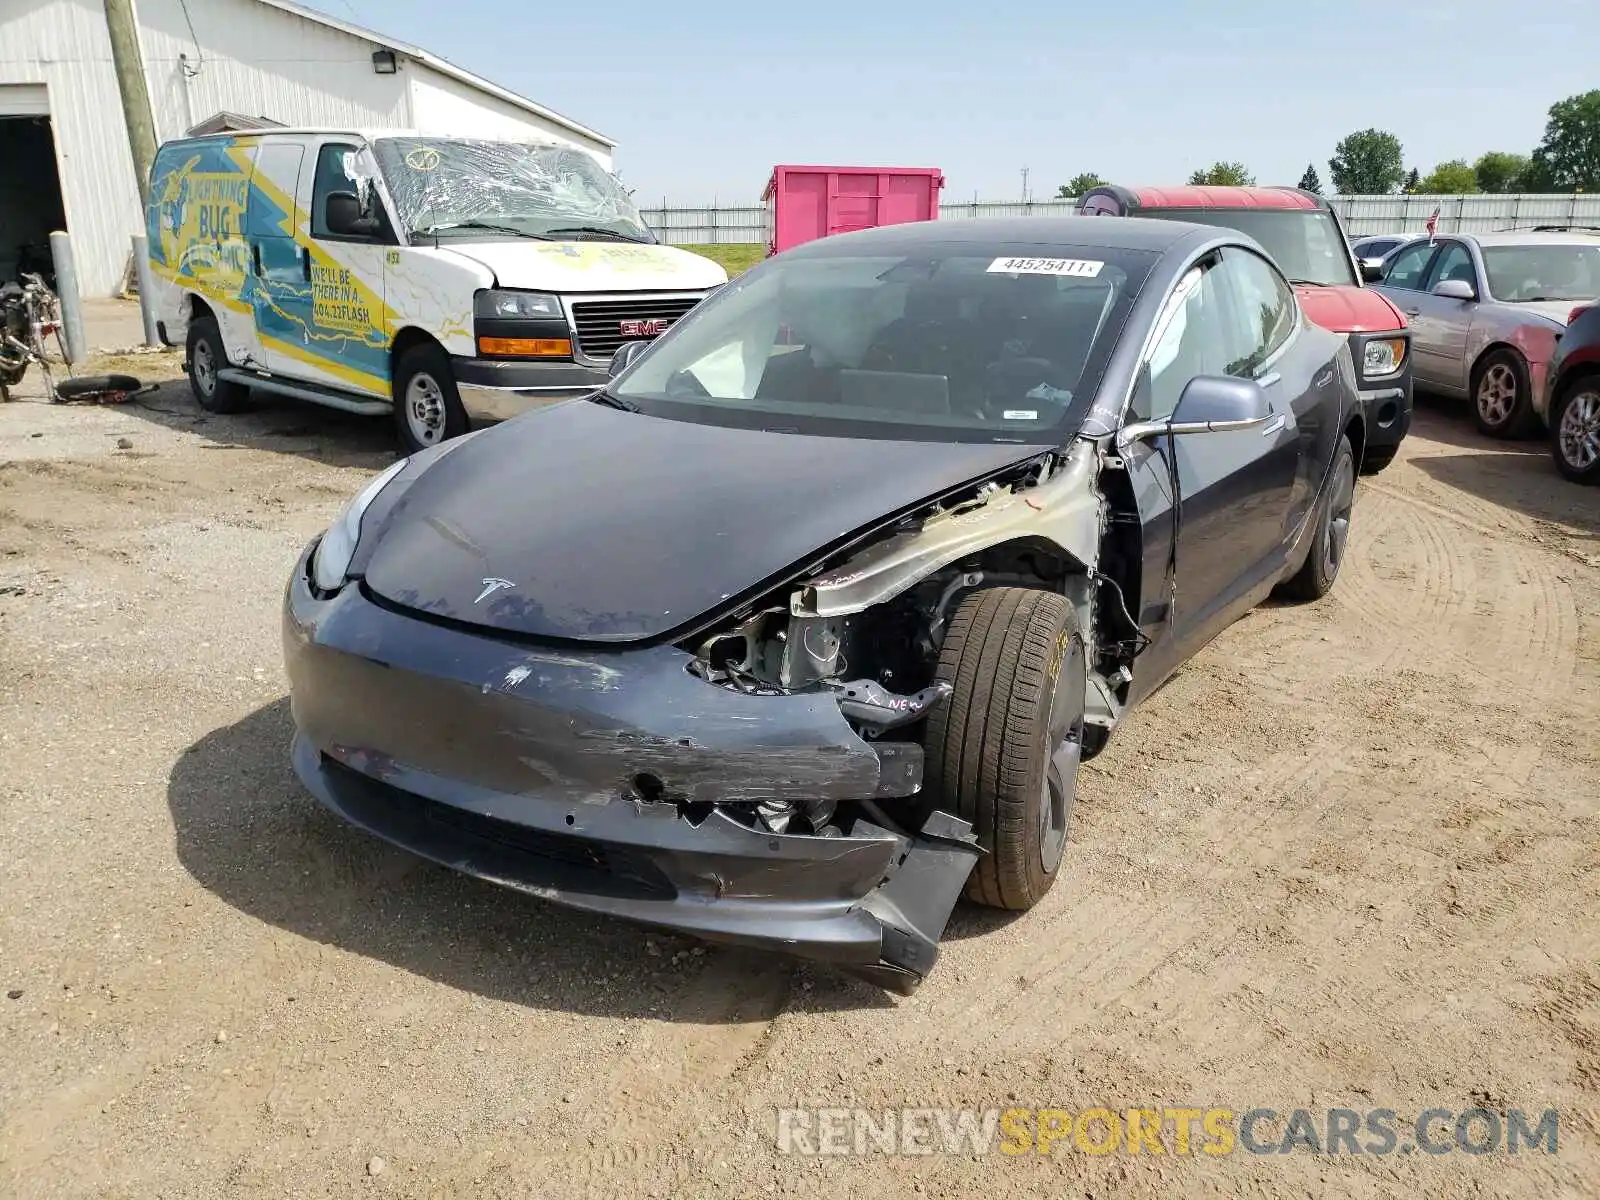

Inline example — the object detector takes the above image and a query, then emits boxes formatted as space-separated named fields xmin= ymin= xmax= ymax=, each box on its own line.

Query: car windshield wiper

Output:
xmin=543 ymin=226 xmax=649 ymax=243
xmin=1285 ymin=278 xmax=1328 ymax=286
xmin=415 ymin=221 xmax=550 ymax=240
xmin=588 ymin=389 xmax=638 ymax=412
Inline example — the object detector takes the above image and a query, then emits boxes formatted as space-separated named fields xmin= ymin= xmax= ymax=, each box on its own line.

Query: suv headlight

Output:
xmin=310 ymin=457 xmax=409 ymax=592
xmin=474 ymin=289 xmax=562 ymax=319
xmin=1362 ymin=337 xmax=1407 ymax=377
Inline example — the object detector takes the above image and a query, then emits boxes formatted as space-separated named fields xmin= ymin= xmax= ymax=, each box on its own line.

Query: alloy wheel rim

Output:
xmin=1477 ymin=363 xmax=1518 ymax=426
xmin=1558 ymin=390 xmax=1600 ymax=470
xmin=193 ymin=340 xmax=215 ymax=395
xmin=406 ymin=373 xmax=446 ymax=446
xmin=1322 ymin=453 xmax=1355 ymax=580
xmin=1040 ymin=635 xmax=1085 ymax=875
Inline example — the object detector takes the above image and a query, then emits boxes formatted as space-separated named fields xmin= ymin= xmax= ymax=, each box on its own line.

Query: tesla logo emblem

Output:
xmin=620 ymin=318 xmax=669 ymax=337
xmin=474 ymin=577 xmax=516 ymax=604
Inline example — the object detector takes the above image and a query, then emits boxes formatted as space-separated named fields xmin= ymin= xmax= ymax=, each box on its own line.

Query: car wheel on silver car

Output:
xmin=1472 ymin=349 xmax=1538 ymax=439
xmin=1551 ymin=375 xmax=1600 ymax=484
xmin=922 ymin=587 xmax=1086 ymax=910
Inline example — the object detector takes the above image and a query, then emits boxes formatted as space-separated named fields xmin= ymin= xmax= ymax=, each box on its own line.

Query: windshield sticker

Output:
xmin=1002 ymin=410 xmax=1040 ymax=420
xmin=404 ymin=147 xmax=442 ymax=171
xmin=987 ymin=257 xmax=1104 ymax=278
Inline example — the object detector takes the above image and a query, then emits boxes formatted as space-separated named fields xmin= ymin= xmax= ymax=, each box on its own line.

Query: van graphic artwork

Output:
xmin=144 ymin=129 xmax=727 ymax=453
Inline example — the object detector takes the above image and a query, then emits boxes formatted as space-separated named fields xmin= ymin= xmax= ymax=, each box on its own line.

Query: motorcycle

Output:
xmin=1 ymin=273 xmax=141 ymax=404
xmin=0 ymin=272 xmax=64 ymax=401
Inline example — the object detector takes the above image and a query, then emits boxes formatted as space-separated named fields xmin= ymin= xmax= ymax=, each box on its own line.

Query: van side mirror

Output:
xmin=1360 ymin=257 xmax=1386 ymax=282
xmin=325 ymin=191 xmax=379 ymax=237
xmin=608 ymin=340 xmax=651 ymax=378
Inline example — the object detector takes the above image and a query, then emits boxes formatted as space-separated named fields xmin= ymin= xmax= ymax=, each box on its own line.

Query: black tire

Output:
xmin=1550 ymin=373 xmax=1600 ymax=484
xmin=392 ymin=341 xmax=469 ymax=454
xmin=1358 ymin=444 xmax=1399 ymax=476
xmin=54 ymin=374 xmax=141 ymax=401
xmin=1279 ymin=434 xmax=1356 ymax=602
xmin=922 ymin=587 xmax=1086 ymax=911
xmin=186 ymin=316 xmax=247 ymax=413
xmin=1471 ymin=348 xmax=1537 ymax=439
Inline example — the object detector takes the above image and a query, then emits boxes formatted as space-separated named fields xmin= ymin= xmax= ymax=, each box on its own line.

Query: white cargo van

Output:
xmin=144 ymin=129 xmax=726 ymax=451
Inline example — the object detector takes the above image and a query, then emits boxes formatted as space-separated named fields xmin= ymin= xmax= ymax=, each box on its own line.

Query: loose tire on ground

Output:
xmin=393 ymin=341 xmax=469 ymax=454
xmin=1550 ymin=373 xmax=1600 ymax=484
xmin=185 ymin=316 xmax=247 ymax=414
xmin=922 ymin=587 xmax=1086 ymax=911
xmin=54 ymin=374 xmax=141 ymax=402
xmin=1278 ymin=434 xmax=1356 ymax=602
xmin=1471 ymin=348 xmax=1538 ymax=439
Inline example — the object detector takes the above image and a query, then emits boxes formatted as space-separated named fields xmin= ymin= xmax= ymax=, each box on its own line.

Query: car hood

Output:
xmin=1294 ymin=284 xmax=1407 ymax=333
xmin=361 ymin=402 xmax=1053 ymax=645
xmin=442 ymin=240 xmax=728 ymax=293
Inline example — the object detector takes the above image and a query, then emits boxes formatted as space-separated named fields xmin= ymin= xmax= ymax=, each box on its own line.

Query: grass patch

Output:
xmin=680 ymin=244 xmax=767 ymax=276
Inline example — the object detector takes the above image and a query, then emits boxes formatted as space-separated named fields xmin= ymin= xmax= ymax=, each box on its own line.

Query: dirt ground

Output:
xmin=1 ymin=357 xmax=1597 ymax=1199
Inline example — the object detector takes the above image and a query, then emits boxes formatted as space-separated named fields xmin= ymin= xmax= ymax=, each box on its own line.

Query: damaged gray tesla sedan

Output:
xmin=283 ymin=216 xmax=1365 ymax=992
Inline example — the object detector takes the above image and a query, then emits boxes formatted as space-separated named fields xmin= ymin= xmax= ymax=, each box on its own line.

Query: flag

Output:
xmin=1426 ymin=207 xmax=1440 ymax=244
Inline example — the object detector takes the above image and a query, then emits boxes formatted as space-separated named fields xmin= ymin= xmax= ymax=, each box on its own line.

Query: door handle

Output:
xmin=251 ymin=243 xmax=261 ymax=276
xmin=301 ymin=246 xmax=311 ymax=282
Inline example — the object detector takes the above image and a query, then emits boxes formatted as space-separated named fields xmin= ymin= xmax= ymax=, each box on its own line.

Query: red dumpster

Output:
xmin=762 ymin=165 xmax=944 ymax=256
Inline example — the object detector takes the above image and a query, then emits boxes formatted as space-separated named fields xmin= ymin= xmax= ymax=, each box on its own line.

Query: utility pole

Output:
xmin=103 ymin=0 xmax=158 ymax=206
xmin=1020 ymin=166 xmax=1030 ymax=204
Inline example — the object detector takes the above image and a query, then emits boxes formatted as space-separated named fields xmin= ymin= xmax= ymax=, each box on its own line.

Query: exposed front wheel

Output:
xmin=1279 ymin=434 xmax=1355 ymax=602
xmin=922 ymin=587 xmax=1086 ymax=911
xmin=1551 ymin=375 xmax=1600 ymax=484
xmin=393 ymin=342 xmax=469 ymax=454
xmin=1472 ymin=349 xmax=1537 ymax=438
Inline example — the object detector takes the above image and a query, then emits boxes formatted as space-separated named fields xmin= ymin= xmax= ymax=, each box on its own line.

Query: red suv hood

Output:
xmin=1294 ymin=285 xmax=1407 ymax=333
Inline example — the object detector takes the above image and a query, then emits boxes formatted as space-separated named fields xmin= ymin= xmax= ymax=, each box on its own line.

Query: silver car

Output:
xmin=1373 ymin=230 xmax=1600 ymax=437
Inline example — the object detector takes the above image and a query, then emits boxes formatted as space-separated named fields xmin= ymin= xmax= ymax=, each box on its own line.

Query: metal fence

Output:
xmin=638 ymin=194 xmax=1600 ymax=246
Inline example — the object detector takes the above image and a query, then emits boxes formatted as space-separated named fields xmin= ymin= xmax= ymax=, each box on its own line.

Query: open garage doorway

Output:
xmin=0 ymin=85 xmax=68 ymax=290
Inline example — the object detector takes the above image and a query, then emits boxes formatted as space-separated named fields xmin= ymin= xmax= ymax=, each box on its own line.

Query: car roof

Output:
xmin=784 ymin=215 xmax=1206 ymax=256
xmin=1470 ymin=230 xmax=1600 ymax=247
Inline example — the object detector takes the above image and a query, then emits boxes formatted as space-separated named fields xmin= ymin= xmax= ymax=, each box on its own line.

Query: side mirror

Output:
xmin=1120 ymin=376 xmax=1273 ymax=445
xmin=325 ymin=191 xmax=379 ymax=237
xmin=607 ymin=339 xmax=651 ymax=378
xmin=1431 ymin=278 xmax=1476 ymax=301
xmin=1360 ymin=257 xmax=1386 ymax=282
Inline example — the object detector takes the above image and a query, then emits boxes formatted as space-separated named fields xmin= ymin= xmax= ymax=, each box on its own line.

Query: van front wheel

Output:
xmin=393 ymin=343 xmax=468 ymax=454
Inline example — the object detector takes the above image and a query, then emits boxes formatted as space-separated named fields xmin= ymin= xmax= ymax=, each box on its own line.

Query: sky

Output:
xmin=305 ymin=0 xmax=1600 ymax=205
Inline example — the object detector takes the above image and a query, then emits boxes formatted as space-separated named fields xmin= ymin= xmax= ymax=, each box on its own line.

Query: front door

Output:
xmin=1124 ymin=252 xmax=1302 ymax=698
xmin=1413 ymin=240 xmax=1479 ymax=393
xmin=256 ymin=137 xmax=394 ymax=396
xmin=1375 ymin=240 xmax=1447 ymax=386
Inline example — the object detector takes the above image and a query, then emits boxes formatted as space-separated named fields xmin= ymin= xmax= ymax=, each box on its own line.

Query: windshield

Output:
xmin=609 ymin=244 xmax=1158 ymax=443
xmin=1139 ymin=209 xmax=1356 ymax=286
xmin=371 ymin=137 xmax=652 ymax=243
xmin=1482 ymin=244 xmax=1600 ymax=302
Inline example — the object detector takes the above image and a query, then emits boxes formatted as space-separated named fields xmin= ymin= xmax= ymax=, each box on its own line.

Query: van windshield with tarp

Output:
xmin=370 ymin=137 xmax=654 ymax=245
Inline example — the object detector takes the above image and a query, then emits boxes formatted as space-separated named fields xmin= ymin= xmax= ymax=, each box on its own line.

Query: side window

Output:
xmin=1136 ymin=264 xmax=1228 ymax=421
xmin=1381 ymin=242 xmax=1436 ymax=291
xmin=1423 ymin=242 xmax=1476 ymax=292
xmin=310 ymin=143 xmax=380 ymax=239
xmin=245 ymin=143 xmax=304 ymax=239
xmin=1219 ymin=247 xmax=1297 ymax=378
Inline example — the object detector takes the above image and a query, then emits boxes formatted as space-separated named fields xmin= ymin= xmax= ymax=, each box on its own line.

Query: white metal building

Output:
xmin=0 ymin=0 xmax=616 ymax=295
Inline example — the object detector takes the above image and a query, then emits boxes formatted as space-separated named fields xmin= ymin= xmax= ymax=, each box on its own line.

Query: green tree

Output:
xmin=1328 ymin=129 xmax=1405 ymax=194
xmin=1474 ymin=151 xmax=1531 ymax=193
xmin=1417 ymin=160 xmax=1479 ymax=193
xmin=1056 ymin=172 xmax=1107 ymax=199
xmin=1187 ymin=161 xmax=1255 ymax=186
xmin=1403 ymin=167 xmax=1421 ymax=194
xmin=1298 ymin=163 xmax=1322 ymax=193
xmin=1531 ymin=89 xmax=1600 ymax=190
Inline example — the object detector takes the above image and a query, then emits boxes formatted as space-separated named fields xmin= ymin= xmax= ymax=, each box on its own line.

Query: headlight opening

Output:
xmin=309 ymin=457 xmax=410 ymax=594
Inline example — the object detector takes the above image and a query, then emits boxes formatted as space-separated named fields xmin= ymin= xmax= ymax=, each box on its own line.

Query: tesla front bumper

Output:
xmin=282 ymin=545 xmax=980 ymax=991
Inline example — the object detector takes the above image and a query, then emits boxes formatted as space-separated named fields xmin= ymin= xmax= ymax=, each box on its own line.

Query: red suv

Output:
xmin=1078 ymin=185 xmax=1412 ymax=474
